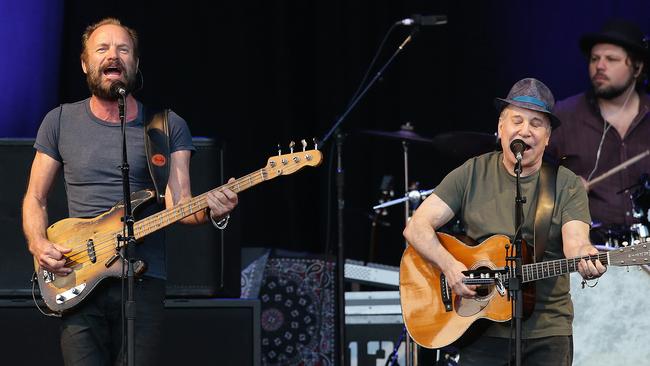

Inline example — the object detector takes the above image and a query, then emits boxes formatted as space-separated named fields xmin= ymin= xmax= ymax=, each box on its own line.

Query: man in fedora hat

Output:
xmin=404 ymin=78 xmax=605 ymax=365
xmin=548 ymin=19 xmax=650 ymax=232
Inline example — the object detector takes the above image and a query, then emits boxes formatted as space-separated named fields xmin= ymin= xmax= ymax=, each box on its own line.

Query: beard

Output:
xmin=85 ymin=62 xmax=136 ymax=100
xmin=592 ymin=72 xmax=636 ymax=100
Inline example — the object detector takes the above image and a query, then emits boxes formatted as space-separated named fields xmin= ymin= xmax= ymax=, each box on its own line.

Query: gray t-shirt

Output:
xmin=35 ymin=98 xmax=195 ymax=278
xmin=434 ymin=151 xmax=591 ymax=338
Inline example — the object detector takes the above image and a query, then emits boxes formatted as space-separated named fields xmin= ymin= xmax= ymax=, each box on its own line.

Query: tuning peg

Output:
xmin=289 ymin=141 xmax=295 ymax=153
xmin=313 ymin=138 xmax=319 ymax=150
xmin=301 ymin=139 xmax=307 ymax=152
xmin=277 ymin=144 xmax=281 ymax=156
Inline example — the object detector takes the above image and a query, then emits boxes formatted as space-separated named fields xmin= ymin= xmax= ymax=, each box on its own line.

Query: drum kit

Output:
xmin=586 ymin=150 xmax=650 ymax=251
xmin=358 ymin=123 xmax=496 ymax=365
xmin=571 ymin=151 xmax=650 ymax=366
xmin=361 ymin=123 xmax=650 ymax=251
xmin=359 ymin=122 xmax=498 ymax=218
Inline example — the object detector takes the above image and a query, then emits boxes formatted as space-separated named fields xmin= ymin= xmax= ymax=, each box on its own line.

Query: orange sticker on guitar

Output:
xmin=151 ymin=154 xmax=166 ymax=166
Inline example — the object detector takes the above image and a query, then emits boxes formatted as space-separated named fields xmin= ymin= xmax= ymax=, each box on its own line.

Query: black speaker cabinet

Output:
xmin=164 ymin=137 xmax=241 ymax=298
xmin=0 ymin=138 xmax=240 ymax=298
xmin=0 ymin=138 xmax=68 ymax=297
xmin=0 ymin=299 xmax=64 ymax=364
xmin=0 ymin=298 xmax=260 ymax=365
xmin=163 ymin=298 xmax=261 ymax=366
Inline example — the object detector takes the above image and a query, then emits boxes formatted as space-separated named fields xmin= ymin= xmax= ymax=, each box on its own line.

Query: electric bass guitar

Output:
xmin=34 ymin=147 xmax=323 ymax=313
xmin=399 ymin=232 xmax=650 ymax=349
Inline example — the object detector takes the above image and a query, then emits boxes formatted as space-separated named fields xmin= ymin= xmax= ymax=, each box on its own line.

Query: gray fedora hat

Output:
xmin=494 ymin=78 xmax=561 ymax=129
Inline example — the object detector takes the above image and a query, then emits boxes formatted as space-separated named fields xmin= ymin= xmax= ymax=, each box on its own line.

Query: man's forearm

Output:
xmin=22 ymin=195 xmax=50 ymax=251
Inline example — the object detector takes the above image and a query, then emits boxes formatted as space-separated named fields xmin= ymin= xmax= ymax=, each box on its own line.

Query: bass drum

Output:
xmin=570 ymin=248 xmax=650 ymax=366
xmin=589 ymin=223 xmax=631 ymax=248
xmin=631 ymin=174 xmax=650 ymax=224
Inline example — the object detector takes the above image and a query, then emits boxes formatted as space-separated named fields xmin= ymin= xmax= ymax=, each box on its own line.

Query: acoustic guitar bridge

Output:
xmin=439 ymin=274 xmax=453 ymax=312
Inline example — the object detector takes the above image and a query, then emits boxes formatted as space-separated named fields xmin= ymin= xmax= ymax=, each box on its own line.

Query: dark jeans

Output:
xmin=60 ymin=277 xmax=165 ymax=366
xmin=459 ymin=335 xmax=573 ymax=366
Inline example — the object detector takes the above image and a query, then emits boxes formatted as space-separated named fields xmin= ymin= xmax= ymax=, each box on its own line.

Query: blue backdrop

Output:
xmin=0 ymin=0 xmax=63 ymax=137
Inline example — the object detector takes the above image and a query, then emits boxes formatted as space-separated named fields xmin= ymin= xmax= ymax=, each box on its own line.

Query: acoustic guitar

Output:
xmin=399 ymin=232 xmax=650 ymax=349
xmin=34 ymin=147 xmax=322 ymax=313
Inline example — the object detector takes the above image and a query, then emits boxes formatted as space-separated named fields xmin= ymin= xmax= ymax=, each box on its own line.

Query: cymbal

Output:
xmin=432 ymin=131 xmax=498 ymax=159
xmin=357 ymin=128 xmax=434 ymax=144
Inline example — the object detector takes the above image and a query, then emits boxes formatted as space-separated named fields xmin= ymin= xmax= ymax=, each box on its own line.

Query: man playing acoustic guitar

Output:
xmin=403 ymin=78 xmax=606 ymax=365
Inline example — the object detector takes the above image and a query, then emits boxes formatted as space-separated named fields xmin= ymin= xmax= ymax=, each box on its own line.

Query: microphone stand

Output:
xmin=320 ymin=28 xmax=419 ymax=366
xmin=508 ymin=156 xmax=525 ymax=366
xmin=117 ymin=93 xmax=137 ymax=366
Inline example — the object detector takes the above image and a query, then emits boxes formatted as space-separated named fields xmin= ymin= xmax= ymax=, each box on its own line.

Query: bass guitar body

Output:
xmin=35 ymin=190 xmax=155 ymax=313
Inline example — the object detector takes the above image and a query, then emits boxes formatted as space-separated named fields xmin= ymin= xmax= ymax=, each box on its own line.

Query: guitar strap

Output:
xmin=533 ymin=161 xmax=559 ymax=262
xmin=143 ymin=106 xmax=170 ymax=204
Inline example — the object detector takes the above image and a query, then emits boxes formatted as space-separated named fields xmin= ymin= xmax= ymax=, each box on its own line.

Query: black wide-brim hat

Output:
xmin=494 ymin=78 xmax=561 ymax=129
xmin=579 ymin=19 xmax=649 ymax=61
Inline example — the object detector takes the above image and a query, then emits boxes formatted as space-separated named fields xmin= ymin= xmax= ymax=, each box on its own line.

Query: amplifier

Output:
xmin=164 ymin=298 xmax=260 ymax=366
xmin=345 ymin=290 xmax=402 ymax=324
xmin=345 ymin=291 xmax=405 ymax=366
xmin=344 ymin=260 xmax=399 ymax=288
xmin=0 ymin=298 xmax=260 ymax=365
xmin=0 ymin=138 xmax=67 ymax=297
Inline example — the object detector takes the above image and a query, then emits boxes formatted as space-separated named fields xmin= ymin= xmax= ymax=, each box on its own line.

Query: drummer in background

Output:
xmin=548 ymin=18 xmax=650 ymax=233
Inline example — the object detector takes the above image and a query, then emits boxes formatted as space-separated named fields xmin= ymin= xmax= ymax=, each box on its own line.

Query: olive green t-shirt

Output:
xmin=434 ymin=151 xmax=590 ymax=338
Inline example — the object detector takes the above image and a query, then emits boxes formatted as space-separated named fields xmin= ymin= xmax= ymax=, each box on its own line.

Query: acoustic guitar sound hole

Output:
xmin=475 ymin=285 xmax=490 ymax=297
xmin=471 ymin=266 xmax=494 ymax=299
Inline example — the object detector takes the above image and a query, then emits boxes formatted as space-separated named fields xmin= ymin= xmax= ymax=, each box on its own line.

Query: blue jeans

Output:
xmin=60 ymin=277 xmax=165 ymax=366
xmin=459 ymin=335 xmax=573 ymax=366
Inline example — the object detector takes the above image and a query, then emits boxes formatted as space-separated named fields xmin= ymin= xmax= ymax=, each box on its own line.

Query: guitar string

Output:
xmin=56 ymin=152 xmax=315 ymax=259
xmin=464 ymin=253 xmax=610 ymax=284
xmin=59 ymin=166 xmax=267 ymax=259
xmin=60 ymin=190 xmax=215 ymax=264
xmin=519 ymin=253 xmax=609 ymax=281
xmin=57 ymin=163 xmax=304 ymax=269
xmin=62 ymin=159 xmax=312 ymax=268
xmin=59 ymin=168 xmax=269 ymax=268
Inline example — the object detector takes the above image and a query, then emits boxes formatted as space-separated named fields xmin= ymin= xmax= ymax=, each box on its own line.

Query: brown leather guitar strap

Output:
xmin=143 ymin=106 xmax=170 ymax=204
xmin=533 ymin=161 xmax=558 ymax=262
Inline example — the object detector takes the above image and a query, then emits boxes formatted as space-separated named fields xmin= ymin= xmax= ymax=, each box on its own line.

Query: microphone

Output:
xmin=110 ymin=81 xmax=127 ymax=98
xmin=396 ymin=14 xmax=447 ymax=26
xmin=509 ymin=139 xmax=528 ymax=161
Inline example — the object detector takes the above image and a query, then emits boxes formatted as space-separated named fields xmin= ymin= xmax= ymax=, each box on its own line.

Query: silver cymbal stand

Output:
xmin=401 ymin=138 xmax=417 ymax=366
xmin=376 ymin=123 xmax=436 ymax=366
xmin=374 ymin=183 xmax=436 ymax=366
xmin=396 ymin=122 xmax=416 ymax=366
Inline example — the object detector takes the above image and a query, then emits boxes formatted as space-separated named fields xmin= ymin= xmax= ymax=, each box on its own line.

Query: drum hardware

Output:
xmin=368 ymin=175 xmax=395 ymax=263
xmin=585 ymin=150 xmax=650 ymax=190
xmin=363 ymin=124 xmax=493 ymax=365
xmin=361 ymin=121 xmax=431 ymax=365
xmin=623 ymin=223 xmax=650 ymax=246
xmin=629 ymin=173 xmax=650 ymax=224
xmin=358 ymin=122 xmax=435 ymax=145
xmin=372 ymin=175 xmax=395 ymax=217
xmin=372 ymin=188 xmax=434 ymax=211
xmin=430 ymin=130 xmax=498 ymax=161
xmin=361 ymin=127 xmax=497 ymax=366
xmin=358 ymin=128 xmax=499 ymax=161
xmin=589 ymin=170 xmax=650 ymax=250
